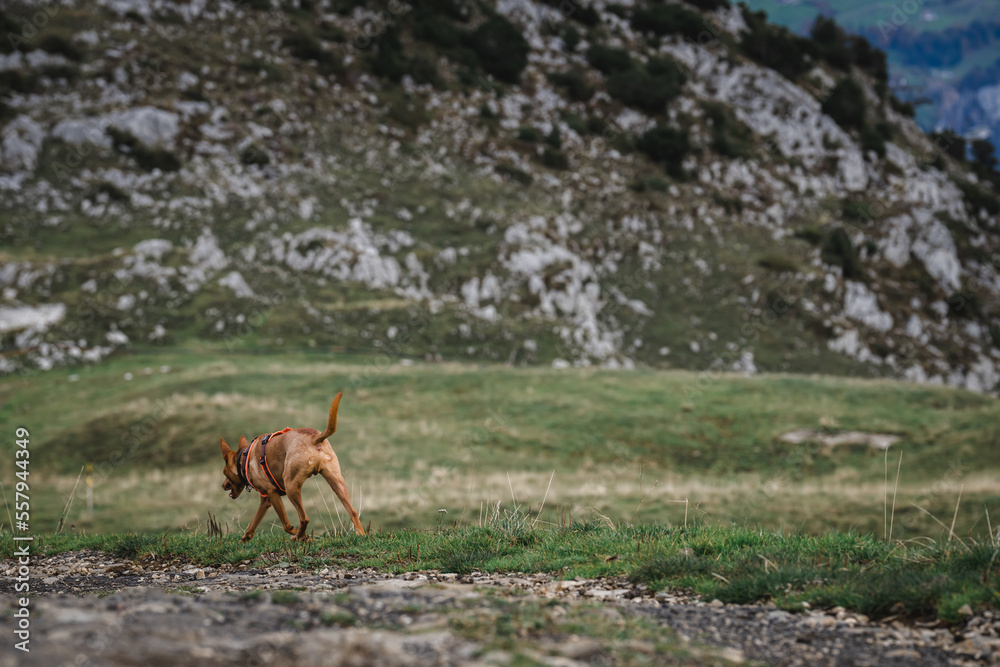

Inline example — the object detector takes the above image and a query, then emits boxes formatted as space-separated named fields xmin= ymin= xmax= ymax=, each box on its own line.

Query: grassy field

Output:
xmin=2 ymin=352 xmax=999 ymax=541
xmin=3 ymin=523 xmax=997 ymax=623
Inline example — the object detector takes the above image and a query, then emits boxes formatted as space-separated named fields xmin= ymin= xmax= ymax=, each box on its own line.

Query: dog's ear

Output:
xmin=239 ymin=435 xmax=250 ymax=448
xmin=220 ymin=438 xmax=232 ymax=458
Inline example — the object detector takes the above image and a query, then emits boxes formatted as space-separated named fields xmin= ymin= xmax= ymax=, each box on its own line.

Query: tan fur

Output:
xmin=219 ymin=392 xmax=365 ymax=542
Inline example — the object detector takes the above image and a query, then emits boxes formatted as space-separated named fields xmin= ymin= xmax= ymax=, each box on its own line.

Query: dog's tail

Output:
xmin=314 ymin=392 xmax=343 ymax=446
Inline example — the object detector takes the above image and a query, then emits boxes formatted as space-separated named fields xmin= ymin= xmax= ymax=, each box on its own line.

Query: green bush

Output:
xmin=889 ymin=94 xmax=915 ymax=118
xmin=859 ymin=124 xmax=886 ymax=159
xmin=517 ymin=126 xmax=540 ymax=143
xmin=810 ymin=16 xmax=851 ymax=71
xmin=542 ymin=147 xmax=568 ymax=170
xmin=471 ymin=16 xmax=529 ymax=83
xmin=547 ymin=68 xmax=594 ymax=102
xmin=562 ymin=112 xmax=587 ymax=136
xmin=495 ymin=162 xmax=532 ymax=185
xmin=38 ymin=33 xmax=84 ymax=61
xmin=703 ymin=101 xmax=753 ymax=158
xmin=929 ymin=129 xmax=966 ymax=162
xmin=240 ymin=143 xmax=270 ymax=167
xmin=413 ymin=13 xmax=462 ymax=49
xmin=740 ymin=6 xmax=813 ymax=81
xmin=821 ymin=227 xmax=862 ymax=279
xmin=411 ymin=0 xmax=468 ymax=22
xmin=558 ymin=23 xmax=580 ymax=51
xmin=794 ymin=227 xmax=823 ymax=245
xmin=108 ymin=128 xmax=182 ymax=172
xmin=637 ymin=126 xmax=690 ymax=179
xmin=821 ymin=77 xmax=866 ymax=131
xmin=684 ymin=0 xmax=729 ymax=9
xmin=282 ymin=31 xmax=343 ymax=75
xmin=586 ymin=44 xmax=633 ymax=75
xmin=573 ymin=3 xmax=601 ymax=27
xmin=606 ymin=55 xmax=686 ymax=114
xmin=631 ymin=3 xmax=704 ymax=40
xmin=629 ymin=175 xmax=669 ymax=192
xmin=545 ymin=125 xmax=562 ymax=149
xmin=757 ymin=254 xmax=799 ymax=273
xmin=956 ymin=180 xmax=1000 ymax=216
xmin=607 ymin=69 xmax=668 ymax=114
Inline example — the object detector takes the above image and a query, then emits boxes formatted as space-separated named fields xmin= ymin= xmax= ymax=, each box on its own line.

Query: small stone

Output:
xmin=195 ymin=569 xmax=206 ymax=580
xmin=708 ymin=599 xmax=724 ymax=608
xmin=958 ymin=604 xmax=974 ymax=617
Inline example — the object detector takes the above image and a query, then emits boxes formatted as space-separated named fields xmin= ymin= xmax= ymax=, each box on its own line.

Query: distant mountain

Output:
xmin=2 ymin=0 xmax=1000 ymax=394
xmin=740 ymin=0 xmax=1000 ymax=162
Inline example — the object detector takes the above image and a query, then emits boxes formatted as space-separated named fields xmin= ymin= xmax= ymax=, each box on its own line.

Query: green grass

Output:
xmin=3 ymin=353 xmax=999 ymax=537
xmin=4 ymin=523 xmax=997 ymax=623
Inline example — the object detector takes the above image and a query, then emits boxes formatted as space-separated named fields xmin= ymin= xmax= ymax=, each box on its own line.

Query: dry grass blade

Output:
xmin=531 ymin=470 xmax=555 ymax=529
xmin=56 ymin=465 xmax=86 ymax=535
xmin=888 ymin=450 xmax=902 ymax=542
xmin=910 ymin=503 xmax=971 ymax=551
xmin=948 ymin=484 xmax=963 ymax=544
xmin=0 ymin=480 xmax=12 ymax=534
xmin=884 ymin=448 xmax=889 ymax=542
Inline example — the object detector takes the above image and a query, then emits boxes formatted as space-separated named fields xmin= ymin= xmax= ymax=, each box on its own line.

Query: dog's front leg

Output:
xmin=267 ymin=491 xmax=297 ymax=537
xmin=242 ymin=496 xmax=272 ymax=542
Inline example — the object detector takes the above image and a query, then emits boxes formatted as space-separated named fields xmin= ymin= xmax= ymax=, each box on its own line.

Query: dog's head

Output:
xmin=219 ymin=436 xmax=250 ymax=500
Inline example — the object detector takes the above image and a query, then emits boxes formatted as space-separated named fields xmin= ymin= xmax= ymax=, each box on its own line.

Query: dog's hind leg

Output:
xmin=320 ymin=467 xmax=365 ymax=535
xmin=242 ymin=496 xmax=272 ymax=542
xmin=266 ymin=491 xmax=296 ymax=538
xmin=286 ymin=483 xmax=311 ymax=541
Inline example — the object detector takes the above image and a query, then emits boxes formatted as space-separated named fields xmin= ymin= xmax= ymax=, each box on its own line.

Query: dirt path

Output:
xmin=2 ymin=550 xmax=997 ymax=666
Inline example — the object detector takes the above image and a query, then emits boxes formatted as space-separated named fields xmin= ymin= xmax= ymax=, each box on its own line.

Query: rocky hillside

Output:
xmin=2 ymin=0 xmax=1000 ymax=391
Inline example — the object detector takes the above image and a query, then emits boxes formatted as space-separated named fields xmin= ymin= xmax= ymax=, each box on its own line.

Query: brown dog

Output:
xmin=219 ymin=392 xmax=365 ymax=541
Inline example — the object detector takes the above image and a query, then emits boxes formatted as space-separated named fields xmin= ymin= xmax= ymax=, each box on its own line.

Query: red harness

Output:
xmin=243 ymin=428 xmax=292 ymax=497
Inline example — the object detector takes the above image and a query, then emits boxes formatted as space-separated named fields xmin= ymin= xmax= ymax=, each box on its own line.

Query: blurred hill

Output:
xmin=1 ymin=0 xmax=1000 ymax=392
xmin=740 ymin=0 xmax=1000 ymax=162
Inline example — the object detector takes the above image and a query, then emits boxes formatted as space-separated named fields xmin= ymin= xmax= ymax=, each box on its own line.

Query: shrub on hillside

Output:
xmin=542 ymin=147 xmax=568 ymax=170
xmin=684 ymin=0 xmax=729 ymax=10
xmin=517 ymin=126 xmax=540 ymax=143
xmin=586 ymin=45 xmax=632 ymax=75
xmin=956 ymin=180 xmax=1000 ymax=217
xmin=740 ymin=6 xmax=813 ymax=81
xmin=545 ymin=125 xmax=562 ymax=149
xmin=889 ymin=94 xmax=916 ymax=118
xmin=240 ymin=143 xmax=270 ymax=167
xmin=631 ymin=3 xmax=704 ymax=40
xmin=821 ymin=77 xmax=866 ymax=131
xmin=108 ymin=128 xmax=182 ymax=172
xmin=821 ymin=227 xmax=862 ymax=279
xmin=38 ymin=33 xmax=84 ymax=61
xmin=860 ymin=124 xmax=886 ymax=159
xmin=607 ymin=69 xmax=671 ymax=114
xmin=413 ymin=13 xmax=462 ymax=49
xmin=602 ymin=54 xmax=687 ymax=114
xmin=283 ymin=31 xmax=343 ymax=75
xmin=757 ymin=254 xmax=799 ymax=273
xmin=547 ymin=68 xmax=594 ymax=102
xmin=637 ymin=126 xmax=690 ymax=179
xmin=703 ymin=101 xmax=753 ymax=158
xmin=471 ymin=16 xmax=529 ymax=83
xmin=930 ymin=129 xmax=967 ymax=162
